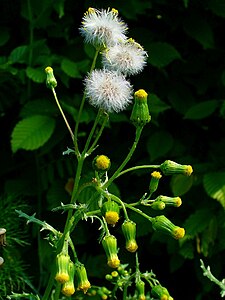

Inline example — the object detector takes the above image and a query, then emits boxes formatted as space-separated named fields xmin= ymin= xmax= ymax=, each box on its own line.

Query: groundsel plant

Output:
xmin=7 ymin=7 xmax=193 ymax=300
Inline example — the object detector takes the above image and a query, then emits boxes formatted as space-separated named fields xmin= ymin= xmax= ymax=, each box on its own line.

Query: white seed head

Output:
xmin=84 ymin=69 xmax=133 ymax=113
xmin=80 ymin=7 xmax=128 ymax=47
xmin=102 ymin=39 xmax=148 ymax=75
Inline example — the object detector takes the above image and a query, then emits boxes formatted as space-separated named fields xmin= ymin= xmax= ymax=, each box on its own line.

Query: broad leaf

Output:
xmin=184 ymin=100 xmax=218 ymax=120
xmin=11 ymin=115 xmax=56 ymax=153
xmin=203 ymin=172 xmax=225 ymax=208
xmin=170 ymin=174 xmax=193 ymax=196
xmin=183 ymin=13 xmax=214 ymax=49
xmin=184 ymin=208 xmax=212 ymax=236
xmin=9 ymin=45 xmax=28 ymax=64
xmin=208 ymin=0 xmax=225 ymax=18
xmin=26 ymin=66 xmax=46 ymax=83
xmin=147 ymin=130 xmax=173 ymax=161
xmin=148 ymin=42 xmax=181 ymax=68
xmin=61 ymin=58 xmax=81 ymax=78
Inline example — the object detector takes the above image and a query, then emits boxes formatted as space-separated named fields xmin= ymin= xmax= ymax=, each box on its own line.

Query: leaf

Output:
xmin=0 ymin=27 xmax=10 ymax=46
xmin=8 ymin=45 xmax=28 ymax=63
xmin=203 ymin=172 xmax=225 ymax=208
xmin=208 ymin=0 xmax=225 ymax=18
xmin=184 ymin=208 xmax=213 ymax=236
xmin=184 ymin=100 xmax=218 ymax=119
xmin=149 ymin=93 xmax=171 ymax=115
xmin=20 ymin=99 xmax=58 ymax=118
xmin=183 ymin=13 xmax=214 ymax=49
xmin=147 ymin=130 xmax=173 ymax=161
xmin=11 ymin=115 xmax=56 ymax=153
xmin=26 ymin=66 xmax=46 ymax=83
xmin=61 ymin=58 xmax=81 ymax=78
xmin=148 ymin=42 xmax=181 ymax=68
xmin=170 ymin=174 xmax=194 ymax=196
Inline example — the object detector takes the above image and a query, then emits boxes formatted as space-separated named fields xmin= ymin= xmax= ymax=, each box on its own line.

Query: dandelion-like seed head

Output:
xmin=84 ymin=69 xmax=133 ymax=113
xmin=80 ymin=7 xmax=128 ymax=48
xmin=102 ymin=38 xmax=148 ymax=75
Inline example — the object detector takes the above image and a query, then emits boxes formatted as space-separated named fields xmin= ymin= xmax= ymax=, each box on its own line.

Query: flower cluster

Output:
xmin=80 ymin=7 xmax=148 ymax=113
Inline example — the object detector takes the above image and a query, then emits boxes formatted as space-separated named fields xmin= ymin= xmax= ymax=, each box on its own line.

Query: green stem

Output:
xmin=27 ymin=0 xmax=34 ymax=98
xmin=103 ymin=126 xmax=143 ymax=190
xmin=124 ymin=202 xmax=153 ymax=222
xmin=116 ymin=164 xmax=161 ymax=179
xmin=108 ymin=193 xmax=129 ymax=221
xmin=54 ymin=282 xmax=61 ymax=300
xmin=74 ymin=48 xmax=100 ymax=154
xmin=71 ymin=156 xmax=85 ymax=204
xmin=42 ymin=267 xmax=56 ymax=300
xmin=82 ymin=109 xmax=103 ymax=155
xmin=86 ymin=111 xmax=109 ymax=156
xmin=52 ymin=88 xmax=74 ymax=142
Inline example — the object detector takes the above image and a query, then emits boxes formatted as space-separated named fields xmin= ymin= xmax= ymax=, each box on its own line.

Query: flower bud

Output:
xmin=149 ymin=171 xmax=162 ymax=195
xmin=61 ymin=261 xmax=75 ymax=297
xmin=151 ymin=285 xmax=170 ymax=300
xmin=45 ymin=66 xmax=57 ymax=89
xmin=160 ymin=160 xmax=193 ymax=176
xmin=93 ymin=155 xmax=111 ymax=172
xmin=55 ymin=253 xmax=70 ymax=283
xmin=122 ymin=220 xmax=138 ymax=252
xmin=151 ymin=215 xmax=185 ymax=239
xmin=156 ymin=195 xmax=182 ymax=207
xmin=101 ymin=201 xmax=120 ymax=226
xmin=75 ymin=263 xmax=91 ymax=294
xmin=151 ymin=200 xmax=165 ymax=211
xmin=102 ymin=235 xmax=120 ymax=268
xmin=130 ymin=89 xmax=151 ymax=127
xmin=136 ymin=280 xmax=146 ymax=300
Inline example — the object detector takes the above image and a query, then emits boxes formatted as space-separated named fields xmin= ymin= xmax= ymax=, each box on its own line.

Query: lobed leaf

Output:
xmin=203 ymin=172 xmax=225 ymax=208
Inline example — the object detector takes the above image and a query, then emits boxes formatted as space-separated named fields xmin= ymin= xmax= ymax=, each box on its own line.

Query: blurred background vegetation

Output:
xmin=1 ymin=0 xmax=225 ymax=299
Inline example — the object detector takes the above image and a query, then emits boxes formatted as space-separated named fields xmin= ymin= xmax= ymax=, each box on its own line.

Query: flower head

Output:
xmin=84 ymin=69 xmax=133 ymax=113
xmin=93 ymin=155 xmax=111 ymax=172
xmin=102 ymin=38 xmax=148 ymax=75
xmin=160 ymin=160 xmax=193 ymax=176
xmin=102 ymin=235 xmax=120 ymax=268
xmin=80 ymin=7 xmax=128 ymax=48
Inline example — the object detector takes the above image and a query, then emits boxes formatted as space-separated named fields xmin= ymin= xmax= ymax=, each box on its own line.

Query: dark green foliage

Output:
xmin=1 ymin=0 xmax=225 ymax=299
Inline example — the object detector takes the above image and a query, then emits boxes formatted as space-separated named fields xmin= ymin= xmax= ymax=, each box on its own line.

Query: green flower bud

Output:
xmin=102 ymin=235 xmax=120 ymax=268
xmin=149 ymin=171 xmax=162 ymax=195
xmin=160 ymin=160 xmax=193 ymax=176
xmin=93 ymin=155 xmax=111 ymax=172
xmin=156 ymin=195 xmax=182 ymax=207
xmin=75 ymin=263 xmax=91 ymax=294
xmin=151 ymin=215 xmax=185 ymax=239
xmin=122 ymin=220 xmax=138 ymax=252
xmin=151 ymin=200 xmax=165 ymax=211
xmin=101 ymin=201 xmax=120 ymax=226
xmin=136 ymin=280 xmax=146 ymax=300
xmin=130 ymin=89 xmax=151 ymax=127
xmin=45 ymin=66 xmax=57 ymax=89
xmin=61 ymin=261 xmax=75 ymax=297
xmin=55 ymin=252 xmax=70 ymax=283
xmin=151 ymin=285 xmax=170 ymax=300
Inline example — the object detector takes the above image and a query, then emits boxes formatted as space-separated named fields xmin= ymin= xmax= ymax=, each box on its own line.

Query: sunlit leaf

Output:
xmin=203 ymin=172 xmax=225 ymax=208
xmin=61 ymin=58 xmax=81 ymax=78
xmin=11 ymin=115 xmax=56 ymax=153
xmin=26 ymin=66 xmax=46 ymax=83
xmin=171 ymin=174 xmax=194 ymax=196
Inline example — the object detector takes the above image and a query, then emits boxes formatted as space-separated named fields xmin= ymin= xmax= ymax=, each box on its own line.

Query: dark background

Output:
xmin=1 ymin=0 xmax=225 ymax=299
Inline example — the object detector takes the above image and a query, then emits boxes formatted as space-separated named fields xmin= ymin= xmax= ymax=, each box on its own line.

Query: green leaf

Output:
xmin=183 ymin=13 xmax=214 ymax=49
xmin=184 ymin=208 xmax=212 ymax=236
xmin=203 ymin=172 xmax=225 ymax=208
xmin=170 ymin=174 xmax=194 ymax=196
xmin=149 ymin=93 xmax=171 ymax=115
xmin=26 ymin=66 xmax=46 ymax=83
xmin=183 ymin=0 xmax=189 ymax=8
xmin=20 ymin=99 xmax=58 ymax=118
xmin=11 ymin=115 xmax=56 ymax=153
xmin=61 ymin=58 xmax=81 ymax=78
xmin=208 ymin=0 xmax=225 ymax=18
xmin=148 ymin=42 xmax=181 ymax=68
xmin=147 ymin=130 xmax=173 ymax=161
xmin=8 ymin=45 xmax=28 ymax=63
xmin=184 ymin=100 xmax=218 ymax=119
xmin=0 ymin=27 xmax=10 ymax=46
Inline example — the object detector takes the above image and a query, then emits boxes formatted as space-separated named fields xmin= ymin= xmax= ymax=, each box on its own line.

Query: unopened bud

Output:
xmin=45 ymin=66 xmax=57 ymax=89
xmin=130 ymin=89 xmax=151 ymax=127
